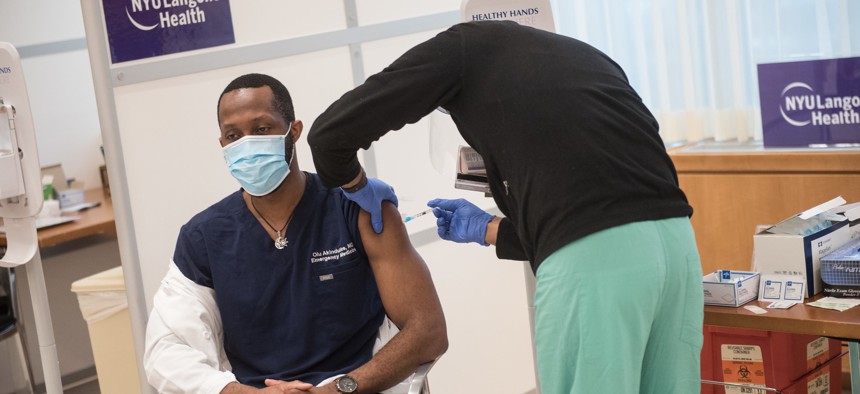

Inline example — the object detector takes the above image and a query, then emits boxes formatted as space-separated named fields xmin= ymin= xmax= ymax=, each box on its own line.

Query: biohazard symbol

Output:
xmin=738 ymin=366 xmax=751 ymax=379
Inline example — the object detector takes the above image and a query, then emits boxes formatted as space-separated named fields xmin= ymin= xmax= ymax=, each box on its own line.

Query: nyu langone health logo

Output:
xmin=780 ymin=82 xmax=860 ymax=127
xmin=103 ymin=0 xmax=233 ymax=63
xmin=126 ymin=0 xmax=217 ymax=30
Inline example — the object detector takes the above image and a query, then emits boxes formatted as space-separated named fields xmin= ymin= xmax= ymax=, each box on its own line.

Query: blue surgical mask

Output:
xmin=223 ymin=126 xmax=293 ymax=196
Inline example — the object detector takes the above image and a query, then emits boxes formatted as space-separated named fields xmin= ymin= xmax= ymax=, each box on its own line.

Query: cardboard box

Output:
xmin=701 ymin=326 xmax=842 ymax=394
xmin=753 ymin=198 xmax=852 ymax=298
xmin=850 ymin=216 xmax=860 ymax=241
xmin=703 ymin=270 xmax=760 ymax=307
xmin=821 ymin=238 xmax=860 ymax=298
xmin=831 ymin=201 xmax=860 ymax=241
xmin=58 ymin=188 xmax=85 ymax=209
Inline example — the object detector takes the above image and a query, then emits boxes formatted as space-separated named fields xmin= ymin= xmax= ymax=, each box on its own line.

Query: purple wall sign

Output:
xmin=103 ymin=0 xmax=235 ymax=64
xmin=757 ymin=57 xmax=860 ymax=147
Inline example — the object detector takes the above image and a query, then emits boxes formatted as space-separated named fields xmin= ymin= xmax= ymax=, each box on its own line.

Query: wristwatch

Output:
xmin=335 ymin=375 xmax=358 ymax=393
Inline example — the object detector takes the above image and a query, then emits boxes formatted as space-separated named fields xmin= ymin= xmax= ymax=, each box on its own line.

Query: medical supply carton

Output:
xmin=820 ymin=238 xmax=860 ymax=298
xmin=701 ymin=326 xmax=842 ymax=394
xmin=832 ymin=201 xmax=860 ymax=241
xmin=702 ymin=270 xmax=760 ymax=307
xmin=753 ymin=198 xmax=851 ymax=298
xmin=58 ymin=188 xmax=84 ymax=209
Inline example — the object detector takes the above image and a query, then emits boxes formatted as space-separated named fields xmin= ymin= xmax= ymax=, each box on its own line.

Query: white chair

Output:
xmin=0 ymin=267 xmax=36 ymax=394
xmin=407 ymin=358 xmax=438 ymax=394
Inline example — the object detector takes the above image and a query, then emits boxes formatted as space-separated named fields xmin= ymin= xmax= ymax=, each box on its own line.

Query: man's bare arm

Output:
xmin=316 ymin=202 xmax=448 ymax=393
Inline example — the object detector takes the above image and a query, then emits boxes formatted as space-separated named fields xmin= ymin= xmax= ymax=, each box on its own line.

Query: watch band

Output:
xmin=342 ymin=170 xmax=367 ymax=193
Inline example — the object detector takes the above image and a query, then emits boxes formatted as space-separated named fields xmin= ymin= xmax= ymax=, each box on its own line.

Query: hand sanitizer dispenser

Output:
xmin=0 ymin=102 xmax=25 ymax=199
xmin=0 ymin=43 xmax=42 ymax=217
xmin=0 ymin=41 xmax=63 ymax=393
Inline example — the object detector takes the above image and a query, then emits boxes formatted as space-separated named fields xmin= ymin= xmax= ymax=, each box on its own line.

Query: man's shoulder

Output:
xmin=304 ymin=172 xmax=358 ymax=210
xmin=182 ymin=189 xmax=244 ymax=231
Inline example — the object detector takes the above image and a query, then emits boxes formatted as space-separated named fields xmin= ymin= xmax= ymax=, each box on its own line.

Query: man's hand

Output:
xmin=222 ymin=381 xmax=312 ymax=394
xmin=262 ymin=379 xmax=315 ymax=393
xmin=341 ymin=177 xmax=398 ymax=234
xmin=427 ymin=198 xmax=494 ymax=246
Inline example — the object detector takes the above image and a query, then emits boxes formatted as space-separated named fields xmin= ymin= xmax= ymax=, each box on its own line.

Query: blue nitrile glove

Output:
xmin=341 ymin=177 xmax=399 ymax=234
xmin=427 ymin=198 xmax=494 ymax=246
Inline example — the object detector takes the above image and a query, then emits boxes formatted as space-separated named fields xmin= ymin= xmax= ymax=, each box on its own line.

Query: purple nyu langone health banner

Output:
xmin=103 ymin=0 xmax=235 ymax=64
xmin=758 ymin=57 xmax=860 ymax=147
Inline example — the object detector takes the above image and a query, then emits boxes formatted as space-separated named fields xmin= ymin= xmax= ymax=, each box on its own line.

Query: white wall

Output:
xmin=0 ymin=1 xmax=104 ymax=190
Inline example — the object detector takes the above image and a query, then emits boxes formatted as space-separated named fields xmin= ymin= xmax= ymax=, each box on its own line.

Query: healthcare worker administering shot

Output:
xmin=309 ymin=21 xmax=703 ymax=393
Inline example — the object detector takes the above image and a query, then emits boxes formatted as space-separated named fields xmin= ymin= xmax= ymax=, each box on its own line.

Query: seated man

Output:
xmin=144 ymin=73 xmax=448 ymax=394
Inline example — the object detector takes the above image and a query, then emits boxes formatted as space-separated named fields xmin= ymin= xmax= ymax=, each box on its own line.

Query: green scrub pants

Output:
xmin=534 ymin=217 xmax=703 ymax=394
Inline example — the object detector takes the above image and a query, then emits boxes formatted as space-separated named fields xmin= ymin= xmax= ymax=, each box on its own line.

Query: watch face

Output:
xmin=336 ymin=375 xmax=358 ymax=393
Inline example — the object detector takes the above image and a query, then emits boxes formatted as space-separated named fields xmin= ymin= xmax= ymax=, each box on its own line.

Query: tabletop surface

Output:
xmin=0 ymin=189 xmax=115 ymax=248
xmin=705 ymin=295 xmax=860 ymax=341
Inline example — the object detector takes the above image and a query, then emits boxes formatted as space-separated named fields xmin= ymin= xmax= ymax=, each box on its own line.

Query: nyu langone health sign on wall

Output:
xmin=103 ymin=0 xmax=235 ymax=64
xmin=758 ymin=57 xmax=860 ymax=147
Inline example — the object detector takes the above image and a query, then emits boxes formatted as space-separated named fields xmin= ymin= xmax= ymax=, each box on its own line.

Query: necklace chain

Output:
xmin=250 ymin=196 xmax=295 ymax=249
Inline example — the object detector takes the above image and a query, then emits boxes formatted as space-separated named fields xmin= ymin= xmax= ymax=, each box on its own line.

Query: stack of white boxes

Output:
xmin=753 ymin=197 xmax=859 ymax=298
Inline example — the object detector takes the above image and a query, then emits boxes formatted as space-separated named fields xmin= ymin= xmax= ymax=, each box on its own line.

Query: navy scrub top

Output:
xmin=173 ymin=172 xmax=385 ymax=387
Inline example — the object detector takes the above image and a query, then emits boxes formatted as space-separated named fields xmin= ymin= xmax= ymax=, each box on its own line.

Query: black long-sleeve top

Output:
xmin=309 ymin=21 xmax=692 ymax=273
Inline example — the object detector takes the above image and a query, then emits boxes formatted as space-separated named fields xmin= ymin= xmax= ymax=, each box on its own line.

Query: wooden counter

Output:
xmin=705 ymin=295 xmax=860 ymax=341
xmin=0 ymin=189 xmax=116 ymax=248
xmin=669 ymin=145 xmax=860 ymax=274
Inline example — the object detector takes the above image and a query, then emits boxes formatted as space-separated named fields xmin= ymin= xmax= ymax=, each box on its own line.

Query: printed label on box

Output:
xmin=762 ymin=280 xmax=782 ymax=299
xmin=721 ymin=345 xmax=766 ymax=394
xmin=759 ymin=274 xmax=804 ymax=302
xmin=806 ymin=337 xmax=829 ymax=370
xmin=806 ymin=370 xmax=830 ymax=394
xmin=784 ymin=281 xmax=805 ymax=301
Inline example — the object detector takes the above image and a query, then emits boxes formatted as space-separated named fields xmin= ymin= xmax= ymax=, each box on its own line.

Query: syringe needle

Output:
xmin=404 ymin=208 xmax=433 ymax=222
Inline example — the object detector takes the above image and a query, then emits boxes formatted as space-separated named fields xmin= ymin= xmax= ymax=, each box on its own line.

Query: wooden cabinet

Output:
xmin=669 ymin=146 xmax=860 ymax=275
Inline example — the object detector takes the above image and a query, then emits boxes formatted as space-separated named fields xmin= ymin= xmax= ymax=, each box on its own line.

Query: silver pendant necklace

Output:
xmin=250 ymin=196 xmax=294 ymax=249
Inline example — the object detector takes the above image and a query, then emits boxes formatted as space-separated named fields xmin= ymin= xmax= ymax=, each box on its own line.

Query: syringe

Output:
xmin=404 ymin=208 xmax=433 ymax=223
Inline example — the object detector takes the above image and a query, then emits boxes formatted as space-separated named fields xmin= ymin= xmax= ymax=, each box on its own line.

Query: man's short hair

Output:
xmin=218 ymin=73 xmax=295 ymax=124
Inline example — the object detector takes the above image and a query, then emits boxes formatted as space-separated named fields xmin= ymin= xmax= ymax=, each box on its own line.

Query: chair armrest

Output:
xmin=407 ymin=358 xmax=439 ymax=394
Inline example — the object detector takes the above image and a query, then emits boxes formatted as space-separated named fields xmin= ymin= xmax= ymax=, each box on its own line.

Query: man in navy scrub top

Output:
xmin=143 ymin=73 xmax=448 ymax=394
